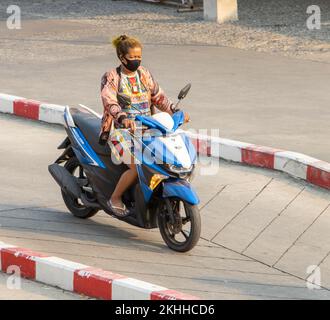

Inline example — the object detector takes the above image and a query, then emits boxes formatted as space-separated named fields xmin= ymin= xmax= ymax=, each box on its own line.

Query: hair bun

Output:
xmin=111 ymin=35 xmax=142 ymax=58
xmin=112 ymin=34 xmax=128 ymax=48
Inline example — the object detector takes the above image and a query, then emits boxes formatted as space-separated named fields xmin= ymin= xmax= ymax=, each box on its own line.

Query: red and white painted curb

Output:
xmin=0 ymin=242 xmax=199 ymax=300
xmin=1 ymin=93 xmax=330 ymax=191
xmin=188 ymin=133 xmax=330 ymax=191
xmin=0 ymin=93 xmax=65 ymax=125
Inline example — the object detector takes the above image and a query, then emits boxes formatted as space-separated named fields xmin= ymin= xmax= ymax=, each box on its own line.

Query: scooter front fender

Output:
xmin=162 ymin=179 xmax=200 ymax=205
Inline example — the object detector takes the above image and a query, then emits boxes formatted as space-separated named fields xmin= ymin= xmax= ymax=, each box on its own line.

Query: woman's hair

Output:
xmin=112 ymin=35 xmax=142 ymax=59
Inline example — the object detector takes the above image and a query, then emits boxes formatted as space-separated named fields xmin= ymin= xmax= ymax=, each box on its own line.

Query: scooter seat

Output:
xmin=70 ymin=108 xmax=111 ymax=156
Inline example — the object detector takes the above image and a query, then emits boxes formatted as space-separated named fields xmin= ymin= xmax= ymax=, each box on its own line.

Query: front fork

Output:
xmin=161 ymin=198 xmax=183 ymax=235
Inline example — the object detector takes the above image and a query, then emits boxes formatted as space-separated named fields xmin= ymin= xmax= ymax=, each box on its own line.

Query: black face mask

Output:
xmin=122 ymin=58 xmax=141 ymax=72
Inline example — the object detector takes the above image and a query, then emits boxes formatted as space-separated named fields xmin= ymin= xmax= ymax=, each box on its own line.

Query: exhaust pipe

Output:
xmin=48 ymin=163 xmax=81 ymax=199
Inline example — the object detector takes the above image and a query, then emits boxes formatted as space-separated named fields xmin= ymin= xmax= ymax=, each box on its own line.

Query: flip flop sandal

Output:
xmin=107 ymin=199 xmax=130 ymax=218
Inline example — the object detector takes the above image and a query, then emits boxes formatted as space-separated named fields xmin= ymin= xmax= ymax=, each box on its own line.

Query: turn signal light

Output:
xmin=150 ymin=174 xmax=168 ymax=190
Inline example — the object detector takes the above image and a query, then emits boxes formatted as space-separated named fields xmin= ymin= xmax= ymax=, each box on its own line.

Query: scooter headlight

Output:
xmin=164 ymin=164 xmax=195 ymax=180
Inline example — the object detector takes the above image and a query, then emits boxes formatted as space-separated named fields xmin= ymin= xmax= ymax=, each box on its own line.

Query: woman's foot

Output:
xmin=107 ymin=198 xmax=130 ymax=218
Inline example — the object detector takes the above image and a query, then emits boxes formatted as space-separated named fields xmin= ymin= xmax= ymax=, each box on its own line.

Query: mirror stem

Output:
xmin=175 ymin=98 xmax=182 ymax=108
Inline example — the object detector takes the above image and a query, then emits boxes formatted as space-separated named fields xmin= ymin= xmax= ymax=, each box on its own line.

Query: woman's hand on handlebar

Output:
xmin=122 ymin=119 xmax=136 ymax=132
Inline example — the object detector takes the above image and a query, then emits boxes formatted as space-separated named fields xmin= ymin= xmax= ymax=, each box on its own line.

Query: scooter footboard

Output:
xmin=162 ymin=179 xmax=200 ymax=205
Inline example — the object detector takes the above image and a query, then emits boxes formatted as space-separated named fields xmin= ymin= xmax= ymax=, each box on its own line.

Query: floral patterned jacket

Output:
xmin=99 ymin=65 xmax=174 ymax=144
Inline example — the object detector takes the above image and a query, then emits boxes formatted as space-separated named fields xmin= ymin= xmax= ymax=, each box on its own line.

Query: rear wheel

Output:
xmin=157 ymin=198 xmax=201 ymax=252
xmin=61 ymin=157 xmax=99 ymax=219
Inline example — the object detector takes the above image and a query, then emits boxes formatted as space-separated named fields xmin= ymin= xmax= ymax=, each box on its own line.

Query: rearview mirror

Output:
xmin=117 ymin=93 xmax=131 ymax=106
xmin=178 ymin=83 xmax=191 ymax=100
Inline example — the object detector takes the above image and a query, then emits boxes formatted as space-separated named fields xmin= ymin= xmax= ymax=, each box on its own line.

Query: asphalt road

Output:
xmin=0 ymin=18 xmax=329 ymax=161
xmin=1 ymin=114 xmax=330 ymax=299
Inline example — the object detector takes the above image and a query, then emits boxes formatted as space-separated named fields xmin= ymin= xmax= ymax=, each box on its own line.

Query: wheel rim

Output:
xmin=160 ymin=199 xmax=193 ymax=247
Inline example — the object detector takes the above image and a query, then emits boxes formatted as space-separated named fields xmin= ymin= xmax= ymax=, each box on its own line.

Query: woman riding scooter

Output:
xmin=99 ymin=35 xmax=190 ymax=217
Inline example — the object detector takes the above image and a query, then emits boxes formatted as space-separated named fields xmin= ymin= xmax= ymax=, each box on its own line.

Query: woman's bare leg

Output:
xmin=110 ymin=155 xmax=137 ymax=209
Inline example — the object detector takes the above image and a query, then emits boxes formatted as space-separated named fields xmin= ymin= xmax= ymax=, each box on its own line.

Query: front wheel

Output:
xmin=157 ymin=198 xmax=201 ymax=252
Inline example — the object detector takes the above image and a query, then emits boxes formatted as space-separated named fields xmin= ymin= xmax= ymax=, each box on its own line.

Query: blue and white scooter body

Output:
xmin=63 ymin=106 xmax=199 ymax=206
xmin=133 ymin=111 xmax=200 ymax=206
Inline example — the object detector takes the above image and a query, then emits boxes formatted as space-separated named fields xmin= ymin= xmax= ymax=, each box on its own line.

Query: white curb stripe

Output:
xmin=112 ymin=277 xmax=168 ymax=300
xmin=35 ymin=256 xmax=88 ymax=291
xmin=274 ymin=151 xmax=319 ymax=180
xmin=0 ymin=93 xmax=22 ymax=114
xmin=39 ymin=103 xmax=65 ymax=125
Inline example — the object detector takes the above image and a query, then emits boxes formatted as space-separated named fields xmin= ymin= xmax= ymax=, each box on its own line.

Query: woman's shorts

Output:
xmin=108 ymin=129 xmax=136 ymax=165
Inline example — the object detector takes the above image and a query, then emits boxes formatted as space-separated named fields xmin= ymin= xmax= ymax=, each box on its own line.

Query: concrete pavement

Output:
xmin=1 ymin=113 xmax=330 ymax=299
